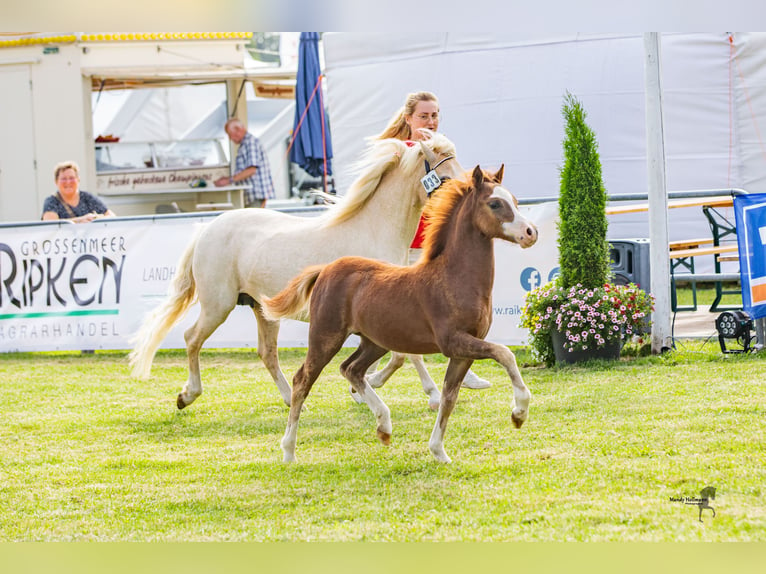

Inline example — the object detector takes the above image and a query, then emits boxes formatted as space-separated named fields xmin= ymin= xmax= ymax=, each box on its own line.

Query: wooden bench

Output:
xmin=668 ymin=244 xmax=738 ymax=260
xmin=668 ymin=243 xmax=735 ymax=280
xmin=717 ymin=253 xmax=740 ymax=263
xmin=669 ymin=238 xmax=713 ymax=251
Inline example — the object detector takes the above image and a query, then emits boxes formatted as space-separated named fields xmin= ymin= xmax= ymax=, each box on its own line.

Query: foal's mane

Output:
xmin=418 ymin=168 xmax=499 ymax=262
xmin=321 ymin=133 xmax=457 ymax=227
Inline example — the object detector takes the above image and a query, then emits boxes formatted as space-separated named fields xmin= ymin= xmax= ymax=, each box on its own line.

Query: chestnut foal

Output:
xmin=264 ymin=165 xmax=538 ymax=463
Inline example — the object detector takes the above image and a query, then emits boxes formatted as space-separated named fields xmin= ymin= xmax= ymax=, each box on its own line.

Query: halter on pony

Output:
xmin=421 ymin=155 xmax=455 ymax=198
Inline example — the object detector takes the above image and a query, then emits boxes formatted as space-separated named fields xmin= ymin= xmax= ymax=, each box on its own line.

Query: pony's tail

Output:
xmin=128 ymin=228 xmax=202 ymax=379
xmin=262 ymin=265 xmax=324 ymax=322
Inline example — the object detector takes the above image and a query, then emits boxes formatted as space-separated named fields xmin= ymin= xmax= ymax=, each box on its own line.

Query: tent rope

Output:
xmin=285 ymin=74 xmax=331 ymax=193
xmin=731 ymin=33 xmax=766 ymax=166
xmin=318 ymin=74 xmax=329 ymax=193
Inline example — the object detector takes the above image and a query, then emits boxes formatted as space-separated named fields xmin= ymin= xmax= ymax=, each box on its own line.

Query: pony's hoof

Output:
xmin=377 ymin=429 xmax=392 ymax=445
xmin=461 ymin=370 xmax=491 ymax=389
xmin=430 ymin=450 xmax=452 ymax=464
xmin=428 ymin=398 xmax=440 ymax=411
xmin=176 ymin=394 xmax=187 ymax=410
xmin=366 ymin=371 xmax=386 ymax=388
xmin=511 ymin=411 xmax=526 ymax=428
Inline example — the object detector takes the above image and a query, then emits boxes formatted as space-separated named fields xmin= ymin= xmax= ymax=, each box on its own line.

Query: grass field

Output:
xmin=673 ymin=282 xmax=742 ymax=308
xmin=1 ymin=338 xmax=764 ymax=542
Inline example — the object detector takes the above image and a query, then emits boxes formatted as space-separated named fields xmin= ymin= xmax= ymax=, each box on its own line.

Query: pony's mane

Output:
xmin=417 ymin=168 xmax=501 ymax=262
xmin=321 ymin=133 xmax=457 ymax=227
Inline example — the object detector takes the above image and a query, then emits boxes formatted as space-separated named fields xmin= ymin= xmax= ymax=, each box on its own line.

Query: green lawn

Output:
xmin=1 ymin=344 xmax=764 ymax=541
xmin=673 ymin=283 xmax=742 ymax=308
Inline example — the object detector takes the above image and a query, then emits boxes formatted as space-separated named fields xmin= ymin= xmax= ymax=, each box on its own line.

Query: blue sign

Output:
xmin=520 ymin=267 xmax=542 ymax=291
xmin=734 ymin=193 xmax=766 ymax=318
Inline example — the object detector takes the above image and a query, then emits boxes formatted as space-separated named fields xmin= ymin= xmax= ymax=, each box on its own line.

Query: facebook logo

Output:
xmin=520 ymin=267 xmax=542 ymax=291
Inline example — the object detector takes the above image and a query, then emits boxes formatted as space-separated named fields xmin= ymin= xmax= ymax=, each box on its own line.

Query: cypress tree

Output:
xmin=558 ymin=92 xmax=610 ymax=289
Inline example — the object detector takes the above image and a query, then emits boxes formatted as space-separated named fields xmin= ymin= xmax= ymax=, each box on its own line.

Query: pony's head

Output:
xmin=401 ymin=131 xmax=460 ymax=178
xmin=323 ymin=133 xmax=461 ymax=227
xmin=419 ymin=165 xmax=538 ymax=260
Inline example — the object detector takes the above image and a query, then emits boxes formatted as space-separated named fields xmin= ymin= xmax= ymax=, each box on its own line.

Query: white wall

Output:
xmin=0 ymin=61 xmax=38 ymax=221
xmin=31 ymin=44 xmax=93 ymax=219
xmin=0 ymin=44 xmax=92 ymax=223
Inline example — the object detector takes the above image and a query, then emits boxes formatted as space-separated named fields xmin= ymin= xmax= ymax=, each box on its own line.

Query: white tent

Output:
xmin=323 ymin=33 xmax=766 ymax=273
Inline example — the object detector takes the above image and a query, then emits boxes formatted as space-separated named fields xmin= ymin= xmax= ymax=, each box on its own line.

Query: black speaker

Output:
xmin=609 ymin=239 xmax=651 ymax=293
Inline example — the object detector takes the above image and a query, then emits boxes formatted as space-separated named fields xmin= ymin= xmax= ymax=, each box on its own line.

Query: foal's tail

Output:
xmin=128 ymin=227 xmax=203 ymax=379
xmin=262 ymin=265 xmax=324 ymax=322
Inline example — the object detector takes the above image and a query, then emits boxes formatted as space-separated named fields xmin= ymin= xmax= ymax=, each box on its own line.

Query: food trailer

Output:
xmin=0 ymin=32 xmax=296 ymax=222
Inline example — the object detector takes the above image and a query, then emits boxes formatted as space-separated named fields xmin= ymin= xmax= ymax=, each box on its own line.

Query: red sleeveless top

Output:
xmin=405 ymin=140 xmax=428 ymax=249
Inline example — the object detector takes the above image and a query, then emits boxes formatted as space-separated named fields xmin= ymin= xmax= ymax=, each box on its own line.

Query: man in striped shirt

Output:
xmin=215 ymin=118 xmax=275 ymax=207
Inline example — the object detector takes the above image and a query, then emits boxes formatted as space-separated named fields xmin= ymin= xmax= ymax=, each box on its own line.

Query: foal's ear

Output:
xmin=493 ymin=164 xmax=505 ymax=183
xmin=472 ymin=165 xmax=484 ymax=188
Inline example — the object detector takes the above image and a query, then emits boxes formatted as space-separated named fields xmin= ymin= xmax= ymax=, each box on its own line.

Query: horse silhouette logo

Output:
xmin=685 ymin=486 xmax=716 ymax=522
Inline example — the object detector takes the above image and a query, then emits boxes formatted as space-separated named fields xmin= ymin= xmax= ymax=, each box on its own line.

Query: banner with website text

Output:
xmin=0 ymin=204 xmax=557 ymax=352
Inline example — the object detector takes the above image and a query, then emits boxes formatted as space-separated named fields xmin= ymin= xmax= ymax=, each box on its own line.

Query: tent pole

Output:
xmin=644 ymin=32 xmax=673 ymax=353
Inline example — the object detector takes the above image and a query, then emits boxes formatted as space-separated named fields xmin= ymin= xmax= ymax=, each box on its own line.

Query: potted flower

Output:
xmin=520 ymin=93 xmax=654 ymax=365
xmin=521 ymin=280 xmax=653 ymax=365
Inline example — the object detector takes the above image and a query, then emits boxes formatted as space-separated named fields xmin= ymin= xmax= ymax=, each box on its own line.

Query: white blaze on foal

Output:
xmin=490 ymin=185 xmax=537 ymax=248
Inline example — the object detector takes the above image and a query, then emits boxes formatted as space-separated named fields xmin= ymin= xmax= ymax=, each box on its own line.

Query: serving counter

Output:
xmin=94 ymin=139 xmax=246 ymax=215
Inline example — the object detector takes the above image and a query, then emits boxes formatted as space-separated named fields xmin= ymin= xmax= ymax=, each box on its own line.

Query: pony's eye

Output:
xmin=489 ymin=200 xmax=503 ymax=210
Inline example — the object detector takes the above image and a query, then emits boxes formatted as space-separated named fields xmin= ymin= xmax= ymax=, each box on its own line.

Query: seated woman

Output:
xmin=42 ymin=161 xmax=116 ymax=223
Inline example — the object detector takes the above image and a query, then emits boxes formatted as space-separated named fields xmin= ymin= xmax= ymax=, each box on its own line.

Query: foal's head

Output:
xmin=419 ymin=165 xmax=538 ymax=260
xmin=470 ymin=165 xmax=538 ymax=248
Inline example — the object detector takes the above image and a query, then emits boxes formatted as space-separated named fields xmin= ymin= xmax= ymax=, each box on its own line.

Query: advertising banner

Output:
xmin=487 ymin=201 xmax=559 ymax=345
xmin=734 ymin=193 xmax=766 ymax=319
xmin=0 ymin=205 xmax=558 ymax=352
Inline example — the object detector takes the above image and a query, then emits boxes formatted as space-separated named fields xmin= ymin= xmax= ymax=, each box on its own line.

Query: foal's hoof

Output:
xmin=511 ymin=411 xmax=526 ymax=428
xmin=376 ymin=429 xmax=392 ymax=445
xmin=428 ymin=397 xmax=440 ymax=412
xmin=176 ymin=394 xmax=187 ymax=410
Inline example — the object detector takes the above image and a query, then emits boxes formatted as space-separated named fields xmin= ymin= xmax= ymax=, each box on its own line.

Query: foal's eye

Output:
xmin=488 ymin=200 xmax=503 ymax=210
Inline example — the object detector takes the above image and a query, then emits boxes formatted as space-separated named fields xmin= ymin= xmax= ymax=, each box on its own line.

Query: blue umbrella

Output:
xmin=290 ymin=32 xmax=333 ymax=183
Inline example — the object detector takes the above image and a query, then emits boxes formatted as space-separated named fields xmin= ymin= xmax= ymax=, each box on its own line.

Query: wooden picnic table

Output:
xmin=606 ymin=194 xmax=740 ymax=312
xmin=605 ymin=195 xmax=734 ymax=215
xmin=668 ymin=244 xmax=738 ymax=260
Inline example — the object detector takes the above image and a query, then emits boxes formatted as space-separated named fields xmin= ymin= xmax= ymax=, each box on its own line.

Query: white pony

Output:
xmin=129 ymin=133 xmax=465 ymax=410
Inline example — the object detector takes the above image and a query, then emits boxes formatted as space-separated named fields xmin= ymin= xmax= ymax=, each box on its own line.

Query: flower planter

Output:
xmin=551 ymin=328 xmax=621 ymax=364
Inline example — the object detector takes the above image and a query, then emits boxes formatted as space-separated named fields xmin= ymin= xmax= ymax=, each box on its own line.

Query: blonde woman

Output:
xmin=376 ymin=90 xmax=440 ymax=141
xmin=374 ymin=91 xmax=491 ymax=390
xmin=42 ymin=161 xmax=115 ymax=223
